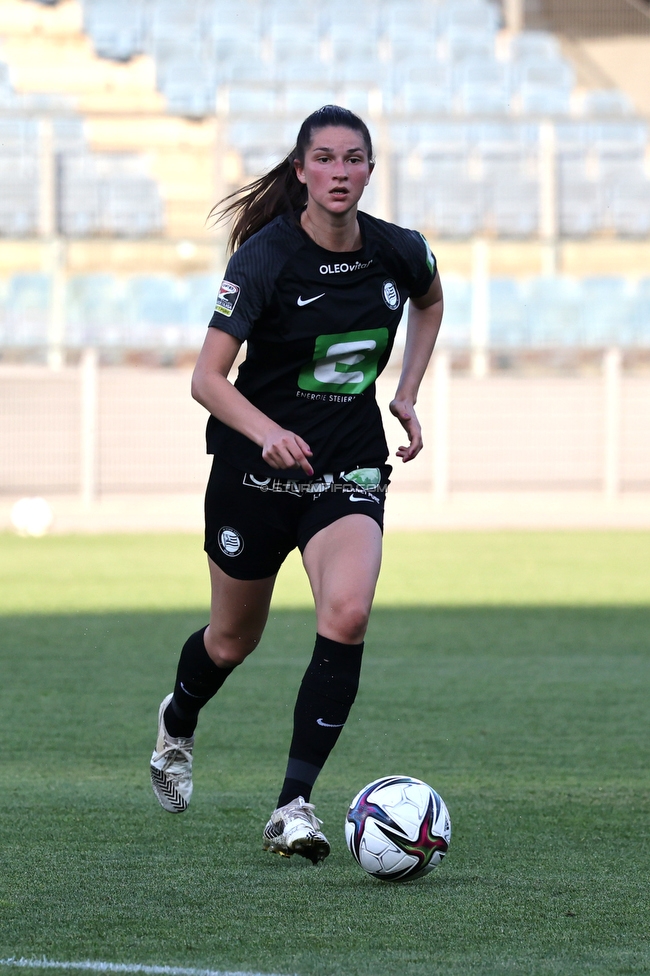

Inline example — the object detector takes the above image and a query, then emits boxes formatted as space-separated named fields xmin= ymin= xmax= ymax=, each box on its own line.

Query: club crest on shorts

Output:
xmin=218 ymin=526 xmax=244 ymax=557
xmin=382 ymin=279 xmax=400 ymax=310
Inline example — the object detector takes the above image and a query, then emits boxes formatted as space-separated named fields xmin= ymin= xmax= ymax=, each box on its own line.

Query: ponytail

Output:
xmin=209 ymin=105 xmax=374 ymax=253
xmin=208 ymin=152 xmax=306 ymax=253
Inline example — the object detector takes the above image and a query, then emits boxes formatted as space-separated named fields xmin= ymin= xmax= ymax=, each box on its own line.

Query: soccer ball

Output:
xmin=345 ymin=775 xmax=451 ymax=882
xmin=10 ymin=497 xmax=53 ymax=537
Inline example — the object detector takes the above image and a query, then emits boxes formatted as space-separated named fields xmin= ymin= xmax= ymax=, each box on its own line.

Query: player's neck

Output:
xmin=300 ymin=207 xmax=362 ymax=253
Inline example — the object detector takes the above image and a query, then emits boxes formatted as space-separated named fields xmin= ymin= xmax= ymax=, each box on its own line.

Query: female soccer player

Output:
xmin=150 ymin=105 xmax=443 ymax=864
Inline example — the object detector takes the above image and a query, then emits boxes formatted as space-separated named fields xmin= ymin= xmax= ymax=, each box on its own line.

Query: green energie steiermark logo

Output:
xmin=298 ymin=328 xmax=389 ymax=395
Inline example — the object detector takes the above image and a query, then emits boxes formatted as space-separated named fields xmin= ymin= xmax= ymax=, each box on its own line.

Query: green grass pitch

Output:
xmin=1 ymin=530 xmax=649 ymax=976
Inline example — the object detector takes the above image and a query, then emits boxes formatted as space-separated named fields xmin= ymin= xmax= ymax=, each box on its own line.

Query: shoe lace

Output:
xmin=159 ymin=739 xmax=193 ymax=771
xmin=294 ymin=799 xmax=324 ymax=829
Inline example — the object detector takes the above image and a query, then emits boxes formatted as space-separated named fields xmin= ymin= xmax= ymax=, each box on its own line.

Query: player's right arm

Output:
xmin=191 ymin=326 xmax=314 ymax=475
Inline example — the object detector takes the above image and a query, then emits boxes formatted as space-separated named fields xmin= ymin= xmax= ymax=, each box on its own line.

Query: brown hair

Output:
xmin=209 ymin=105 xmax=374 ymax=252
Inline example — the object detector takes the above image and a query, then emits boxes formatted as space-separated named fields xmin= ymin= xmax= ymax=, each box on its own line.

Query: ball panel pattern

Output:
xmin=346 ymin=775 xmax=451 ymax=882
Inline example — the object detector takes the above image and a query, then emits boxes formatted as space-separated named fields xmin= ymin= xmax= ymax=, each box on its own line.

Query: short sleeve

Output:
xmin=407 ymin=231 xmax=437 ymax=299
xmin=208 ymin=249 xmax=266 ymax=342
xmin=207 ymin=216 xmax=304 ymax=341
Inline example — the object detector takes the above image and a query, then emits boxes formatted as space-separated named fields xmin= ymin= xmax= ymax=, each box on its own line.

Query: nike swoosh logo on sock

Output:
xmin=179 ymin=682 xmax=204 ymax=699
xmin=317 ymin=718 xmax=345 ymax=727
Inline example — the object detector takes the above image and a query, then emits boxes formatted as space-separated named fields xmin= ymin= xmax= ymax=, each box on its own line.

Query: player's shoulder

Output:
xmin=359 ymin=212 xmax=436 ymax=277
xmin=232 ymin=213 xmax=304 ymax=268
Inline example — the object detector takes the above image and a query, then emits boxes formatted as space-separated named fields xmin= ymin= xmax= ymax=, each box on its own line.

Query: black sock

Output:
xmin=277 ymin=634 xmax=364 ymax=808
xmin=164 ymin=626 xmax=234 ymax=738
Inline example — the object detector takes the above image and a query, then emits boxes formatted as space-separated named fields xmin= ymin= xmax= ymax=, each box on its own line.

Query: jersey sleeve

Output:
xmin=207 ymin=246 xmax=267 ymax=341
xmin=207 ymin=217 xmax=303 ymax=341
xmin=404 ymin=229 xmax=437 ymax=299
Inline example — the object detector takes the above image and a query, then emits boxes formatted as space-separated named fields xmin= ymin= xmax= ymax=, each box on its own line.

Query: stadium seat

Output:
xmin=159 ymin=62 xmax=218 ymax=117
xmin=434 ymin=274 xmax=472 ymax=347
xmin=445 ymin=33 xmax=495 ymax=64
xmin=509 ymin=31 xmax=561 ymax=62
xmin=65 ymin=273 xmax=129 ymax=346
xmin=437 ymin=0 xmax=500 ymax=36
xmin=490 ymin=278 xmax=526 ymax=346
xmin=608 ymin=183 xmax=650 ymax=237
xmin=582 ymin=89 xmax=634 ymax=116
xmin=596 ymin=151 xmax=645 ymax=183
xmin=272 ymin=38 xmax=321 ymax=64
xmin=454 ymin=61 xmax=513 ymax=115
xmin=590 ymin=121 xmax=648 ymax=159
xmin=84 ymin=0 xmax=145 ymax=62
xmin=184 ymin=273 xmax=221 ymax=327
xmin=579 ymin=276 xmax=633 ymax=346
xmin=523 ymin=276 xmax=583 ymax=346
xmin=559 ymin=181 xmax=603 ymax=237
xmin=0 ymin=61 xmax=14 ymax=106
xmin=325 ymin=2 xmax=378 ymax=33
xmin=0 ymin=116 xmax=39 ymax=150
xmin=58 ymin=152 xmax=164 ymax=237
xmin=489 ymin=181 xmax=539 ymax=237
xmin=51 ymin=117 xmax=87 ymax=152
xmin=339 ymin=86 xmax=379 ymax=116
xmin=381 ymin=0 xmax=437 ymax=36
xmin=227 ymin=88 xmax=278 ymax=115
xmin=388 ymin=36 xmax=438 ymax=63
xmin=127 ymin=275 xmax=187 ymax=327
xmin=516 ymin=60 xmax=574 ymax=115
xmin=409 ymin=122 xmax=472 ymax=153
xmin=472 ymin=120 xmax=539 ymax=151
xmin=632 ymin=278 xmax=650 ymax=344
xmin=431 ymin=179 xmax=484 ymax=237
xmin=284 ymin=87 xmax=337 ymax=116
xmin=223 ymin=56 xmax=274 ymax=85
xmin=3 ymin=274 xmax=51 ymax=345
xmin=395 ymin=80 xmax=453 ymax=115
xmin=104 ymin=179 xmax=164 ymax=237
xmin=330 ymin=38 xmax=379 ymax=64
xmin=0 ymin=154 xmax=40 ymax=236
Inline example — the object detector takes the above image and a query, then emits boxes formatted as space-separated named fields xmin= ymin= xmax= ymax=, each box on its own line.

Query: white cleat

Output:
xmin=150 ymin=693 xmax=194 ymax=813
xmin=262 ymin=796 xmax=330 ymax=864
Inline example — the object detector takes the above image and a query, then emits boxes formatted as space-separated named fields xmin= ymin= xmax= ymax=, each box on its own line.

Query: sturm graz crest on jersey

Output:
xmin=382 ymin=279 xmax=400 ymax=310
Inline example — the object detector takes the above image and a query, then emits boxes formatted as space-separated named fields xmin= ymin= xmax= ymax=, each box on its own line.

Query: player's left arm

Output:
xmin=389 ymin=273 xmax=444 ymax=462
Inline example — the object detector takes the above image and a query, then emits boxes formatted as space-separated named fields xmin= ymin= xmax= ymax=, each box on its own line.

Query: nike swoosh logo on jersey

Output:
xmin=297 ymin=293 xmax=325 ymax=306
xmin=317 ymin=717 xmax=345 ymax=727
xmin=350 ymin=494 xmax=380 ymax=504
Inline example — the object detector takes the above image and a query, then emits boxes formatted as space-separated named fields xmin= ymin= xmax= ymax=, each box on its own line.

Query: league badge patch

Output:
xmin=215 ymin=280 xmax=241 ymax=317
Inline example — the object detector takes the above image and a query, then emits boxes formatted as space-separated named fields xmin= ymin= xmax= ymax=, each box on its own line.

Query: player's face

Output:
xmin=294 ymin=126 xmax=373 ymax=216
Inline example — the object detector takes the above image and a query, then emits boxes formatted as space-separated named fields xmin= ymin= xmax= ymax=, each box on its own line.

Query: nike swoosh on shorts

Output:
xmin=297 ymin=294 xmax=325 ymax=306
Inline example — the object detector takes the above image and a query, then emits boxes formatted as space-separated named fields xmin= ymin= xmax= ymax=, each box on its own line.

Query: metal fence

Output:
xmin=1 ymin=350 xmax=648 ymax=499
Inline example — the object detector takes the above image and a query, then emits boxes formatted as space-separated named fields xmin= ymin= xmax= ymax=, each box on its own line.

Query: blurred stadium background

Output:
xmin=1 ymin=0 xmax=649 ymax=529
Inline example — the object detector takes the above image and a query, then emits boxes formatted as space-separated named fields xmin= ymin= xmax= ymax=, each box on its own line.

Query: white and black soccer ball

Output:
xmin=345 ymin=775 xmax=451 ymax=882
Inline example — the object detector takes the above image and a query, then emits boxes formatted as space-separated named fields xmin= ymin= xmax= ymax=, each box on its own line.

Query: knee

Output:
xmin=204 ymin=626 xmax=259 ymax=668
xmin=321 ymin=598 xmax=371 ymax=645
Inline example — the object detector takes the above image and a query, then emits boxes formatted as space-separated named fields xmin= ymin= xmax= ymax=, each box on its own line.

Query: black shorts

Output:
xmin=204 ymin=459 xmax=391 ymax=580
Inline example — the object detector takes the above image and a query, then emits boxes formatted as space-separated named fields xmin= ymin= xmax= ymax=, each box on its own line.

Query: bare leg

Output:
xmin=269 ymin=514 xmax=383 ymax=820
xmin=204 ymin=555 xmax=277 ymax=667
xmin=302 ymin=513 xmax=383 ymax=644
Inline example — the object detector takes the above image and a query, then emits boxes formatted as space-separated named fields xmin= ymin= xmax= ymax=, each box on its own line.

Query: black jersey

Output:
xmin=206 ymin=210 xmax=437 ymax=478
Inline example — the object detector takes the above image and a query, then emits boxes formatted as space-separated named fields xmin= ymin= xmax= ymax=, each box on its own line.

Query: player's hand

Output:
xmin=262 ymin=428 xmax=314 ymax=476
xmin=389 ymin=398 xmax=423 ymax=462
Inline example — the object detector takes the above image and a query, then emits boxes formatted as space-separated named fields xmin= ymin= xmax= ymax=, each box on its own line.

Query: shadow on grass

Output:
xmin=1 ymin=607 xmax=649 ymax=976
